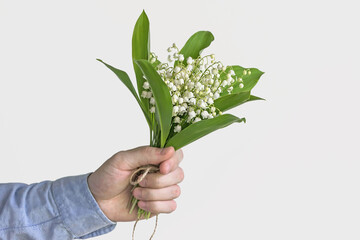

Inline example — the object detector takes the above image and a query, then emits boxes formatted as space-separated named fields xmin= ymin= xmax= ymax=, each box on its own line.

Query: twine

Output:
xmin=129 ymin=165 xmax=160 ymax=240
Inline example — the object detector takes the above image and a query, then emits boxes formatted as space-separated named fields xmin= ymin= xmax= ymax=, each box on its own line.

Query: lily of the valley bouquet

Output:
xmin=97 ymin=10 xmax=264 ymax=238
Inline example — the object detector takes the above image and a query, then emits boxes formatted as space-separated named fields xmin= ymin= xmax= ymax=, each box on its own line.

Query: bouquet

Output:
xmin=97 ymin=10 xmax=264 ymax=239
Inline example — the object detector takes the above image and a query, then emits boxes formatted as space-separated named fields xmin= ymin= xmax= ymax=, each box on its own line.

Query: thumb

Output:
xmin=121 ymin=146 xmax=175 ymax=170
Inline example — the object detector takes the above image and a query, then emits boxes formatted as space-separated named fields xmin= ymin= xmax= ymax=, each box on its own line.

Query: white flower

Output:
xmin=198 ymin=100 xmax=207 ymax=109
xmin=195 ymin=82 xmax=204 ymax=90
xmin=239 ymin=83 xmax=244 ymax=88
xmin=168 ymin=55 xmax=174 ymax=62
xmin=194 ymin=117 xmax=201 ymax=123
xmin=186 ymin=64 xmax=193 ymax=72
xmin=141 ymin=91 xmax=148 ymax=98
xmin=188 ymin=81 xmax=195 ymax=89
xmin=174 ymin=66 xmax=181 ymax=73
xmin=167 ymin=47 xmax=172 ymax=52
xmin=213 ymin=92 xmax=220 ymax=99
xmin=188 ymin=110 xmax=196 ymax=119
xmin=187 ymin=57 xmax=194 ymax=65
xmin=207 ymin=98 xmax=214 ymax=104
xmin=150 ymin=106 xmax=155 ymax=113
xmin=212 ymin=68 xmax=218 ymax=75
xmin=174 ymin=125 xmax=182 ymax=133
xmin=201 ymin=110 xmax=209 ymax=119
xmin=173 ymin=106 xmax=180 ymax=115
xmin=150 ymin=97 xmax=156 ymax=105
xmin=179 ymin=106 xmax=186 ymax=113
xmin=179 ymin=78 xmax=184 ymax=85
xmin=211 ymin=107 xmax=216 ymax=112
xmin=173 ymin=116 xmax=181 ymax=123
xmin=146 ymin=91 xmax=152 ymax=98
xmin=178 ymin=97 xmax=184 ymax=104
xmin=172 ymin=94 xmax=179 ymax=103
xmin=227 ymin=86 xmax=233 ymax=93
xmin=178 ymin=54 xmax=184 ymax=62
xmin=189 ymin=98 xmax=196 ymax=105
xmin=230 ymin=70 xmax=235 ymax=76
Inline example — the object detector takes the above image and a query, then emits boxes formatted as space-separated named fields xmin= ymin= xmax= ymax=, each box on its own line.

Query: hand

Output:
xmin=87 ymin=146 xmax=184 ymax=222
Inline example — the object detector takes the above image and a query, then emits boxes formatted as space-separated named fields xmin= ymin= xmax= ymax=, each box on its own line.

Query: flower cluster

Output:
xmin=141 ymin=43 xmax=248 ymax=133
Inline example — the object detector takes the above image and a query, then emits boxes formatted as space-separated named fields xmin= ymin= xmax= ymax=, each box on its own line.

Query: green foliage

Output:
xmin=132 ymin=10 xmax=151 ymax=119
xmin=96 ymin=59 xmax=151 ymax=126
xmin=221 ymin=66 xmax=264 ymax=97
xmin=165 ymin=114 xmax=246 ymax=150
xmin=135 ymin=59 xmax=173 ymax=147
xmin=214 ymin=91 xmax=251 ymax=112
xmin=179 ymin=31 xmax=215 ymax=61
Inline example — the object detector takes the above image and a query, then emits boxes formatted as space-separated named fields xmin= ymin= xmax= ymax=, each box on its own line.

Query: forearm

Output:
xmin=0 ymin=173 xmax=116 ymax=239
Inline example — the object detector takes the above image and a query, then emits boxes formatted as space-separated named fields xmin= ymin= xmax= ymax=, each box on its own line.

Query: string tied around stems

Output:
xmin=129 ymin=165 xmax=160 ymax=240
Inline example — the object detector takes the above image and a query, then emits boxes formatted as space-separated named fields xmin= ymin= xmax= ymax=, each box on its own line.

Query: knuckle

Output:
xmin=143 ymin=146 xmax=153 ymax=156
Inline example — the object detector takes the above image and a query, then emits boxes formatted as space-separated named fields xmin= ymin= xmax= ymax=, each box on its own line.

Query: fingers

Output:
xmin=119 ymin=146 xmax=175 ymax=170
xmin=133 ymin=185 xmax=181 ymax=201
xmin=139 ymin=167 xmax=184 ymax=188
xmin=138 ymin=200 xmax=177 ymax=214
xmin=159 ymin=148 xmax=184 ymax=174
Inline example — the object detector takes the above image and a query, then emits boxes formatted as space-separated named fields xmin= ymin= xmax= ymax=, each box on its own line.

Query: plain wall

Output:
xmin=0 ymin=0 xmax=359 ymax=239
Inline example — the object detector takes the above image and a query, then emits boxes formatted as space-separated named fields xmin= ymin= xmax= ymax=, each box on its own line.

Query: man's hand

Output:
xmin=87 ymin=146 xmax=184 ymax=222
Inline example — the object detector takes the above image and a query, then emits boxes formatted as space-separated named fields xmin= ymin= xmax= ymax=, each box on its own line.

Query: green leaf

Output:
xmin=214 ymin=91 xmax=251 ymax=112
xmin=249 ymin=95 xmax=266 ymax=102
xmin=179 ymin=31 xmax=214 ymax=61
xmin=96 ymin=58 xmax=151 ymax=126
xmin=221 ymin=66 xmax=264 ymax=97
xmin=165 ymin=114 xmax=245 ymax=150
xmin=135 ymin=59 xmax=173 ymax=147
xmin=132 ymin=10 xmax=151 ymax=112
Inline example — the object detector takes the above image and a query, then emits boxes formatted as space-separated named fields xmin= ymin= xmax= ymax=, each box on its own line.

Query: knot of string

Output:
xmin=129 ymin=165 xmax=160 ymax=240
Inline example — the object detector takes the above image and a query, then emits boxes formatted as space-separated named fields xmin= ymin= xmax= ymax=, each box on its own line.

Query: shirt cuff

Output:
xmin=51 ymin=173 xmax=116 ymax=239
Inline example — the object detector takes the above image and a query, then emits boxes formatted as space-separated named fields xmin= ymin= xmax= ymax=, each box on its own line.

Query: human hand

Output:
xmin=87 ymin=146 xmax=184 ymax=222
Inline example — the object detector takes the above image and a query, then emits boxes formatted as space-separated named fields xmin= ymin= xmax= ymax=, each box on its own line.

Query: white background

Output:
xmin=1 ymin=0 xmax=359 ymax=239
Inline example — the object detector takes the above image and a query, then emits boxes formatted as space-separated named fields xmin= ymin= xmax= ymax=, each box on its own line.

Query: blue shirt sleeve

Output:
xmin=0 ymin=173 xmax=116 ymax=239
